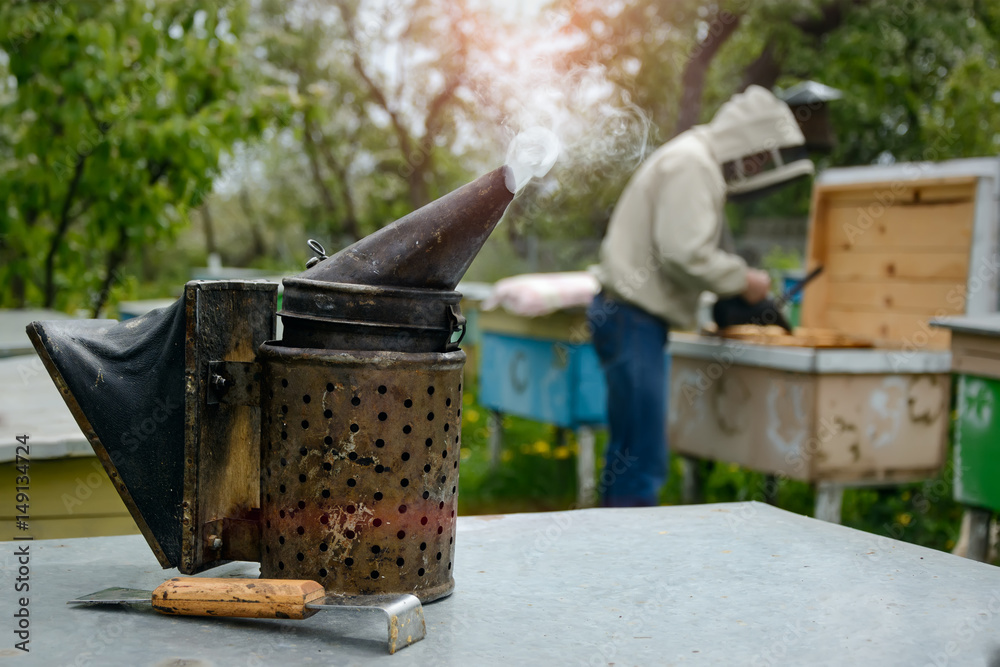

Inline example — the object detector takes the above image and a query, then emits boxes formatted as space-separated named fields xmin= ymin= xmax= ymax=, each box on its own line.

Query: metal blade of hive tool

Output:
xmin=67 ymin=588 xmax=153 ymax=605
xmin=306 ymin=593 xmax=426 ymax=654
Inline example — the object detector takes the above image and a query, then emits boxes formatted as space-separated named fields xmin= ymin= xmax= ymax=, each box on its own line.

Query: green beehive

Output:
xmin=933 ymin=314 xmax=1000 ymax=562
xmin=955 ymin=374 xmax=1000 ymax=512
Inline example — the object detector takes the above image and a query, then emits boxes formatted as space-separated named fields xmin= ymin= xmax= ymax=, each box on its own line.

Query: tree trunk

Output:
xmin=238 ymin=188 xmax=267 ymax=258
xmin=407 ymin=168 xmax=432 ymax=210
xmin=313 ymin=127 xmax=362 ymax=240
xmin=91 ymin=226 xmax=128 ymax=318
xmin=739 ymin=0 xmax=869 ymax=91
xmin=672 ymin=10 xmax=743 ymax=137
xmin=200 ymin=203 xmax=218 ymax=256
xmin=0 ymin=235 xmax=26 ymax=308
xmin=303 ymin=125 xmax=340 ymax=219
xmin=43 ymin=157 xmax=86 ymax=308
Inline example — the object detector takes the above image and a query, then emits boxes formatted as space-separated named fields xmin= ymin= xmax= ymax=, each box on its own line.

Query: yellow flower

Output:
xmin=465 ymin=409 xmax=480 ymax=424
xmin=532 ymin=440 xmax=551 ymax=455
xmin=896 ymin=513 xmax=912 ymax=527
xmin=501 ymin=450 xmax=514 ymax=463
xmin=553 ymin=445 xmax=571 ymax=460
xmin=901 ymin=491 xmax=911 ymax=502
xmin=460 ymin=447 xmax=472 ymax=461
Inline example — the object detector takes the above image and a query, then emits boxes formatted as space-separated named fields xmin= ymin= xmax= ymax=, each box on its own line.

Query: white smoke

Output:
xmin=464 ymin=7 xmax=653 ymax=202
xmin=505 ymin=127 xmax=561 ymax=193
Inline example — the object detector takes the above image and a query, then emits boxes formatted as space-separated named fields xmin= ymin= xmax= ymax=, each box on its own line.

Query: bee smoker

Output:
xmin=27 ymin=166 xmax=514 ymax=605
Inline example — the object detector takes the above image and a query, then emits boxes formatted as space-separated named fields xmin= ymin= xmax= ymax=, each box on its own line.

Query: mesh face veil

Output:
xmin=723 ymin=145 xmax=814 ymax=202
xmin=695 ymin=85 xmax=815 ymax=200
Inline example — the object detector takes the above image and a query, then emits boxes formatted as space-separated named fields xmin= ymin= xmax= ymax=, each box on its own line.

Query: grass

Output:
xmin=457 ymin=388 xmax=982 ymax=563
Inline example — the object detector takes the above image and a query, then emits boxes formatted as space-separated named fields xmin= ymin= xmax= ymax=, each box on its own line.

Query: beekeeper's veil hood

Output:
xmin=695 ymin=85 xmax=814 ymax=199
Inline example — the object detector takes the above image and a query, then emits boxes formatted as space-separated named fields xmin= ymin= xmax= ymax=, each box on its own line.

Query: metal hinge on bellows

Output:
xmin=207 ymin=361 xmax=261 ymax=406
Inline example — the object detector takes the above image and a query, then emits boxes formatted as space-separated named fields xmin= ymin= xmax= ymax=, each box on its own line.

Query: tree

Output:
xmin=238 ymin=0 xmax=481 ymax=254
xmin=554 ymin=0 xmax=1000 ymax=237
xmin=0 ymin=0 xmax=285 ymax=313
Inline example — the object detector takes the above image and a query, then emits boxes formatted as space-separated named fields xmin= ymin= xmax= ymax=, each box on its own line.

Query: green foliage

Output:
xmin=0 ymin=0 xmax=286 ymax=313
xmin=761 ymin=246 xmax=802 ymax=274
xmin=784 ymin=0 xmax=1000 ymax=166
xmin=567 ymin=0 xmax=1000 ymax=228
xmin=227 ymin=0 xmax=480 ymax=255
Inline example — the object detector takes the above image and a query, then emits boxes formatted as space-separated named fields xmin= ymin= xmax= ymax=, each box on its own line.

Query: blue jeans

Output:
xmin=587 ymin=294 xmax=669 ymax=507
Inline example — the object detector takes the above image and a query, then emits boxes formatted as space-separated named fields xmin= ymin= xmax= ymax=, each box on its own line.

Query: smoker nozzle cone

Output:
xmin=296 ymin=166 xmax=513 ymax=291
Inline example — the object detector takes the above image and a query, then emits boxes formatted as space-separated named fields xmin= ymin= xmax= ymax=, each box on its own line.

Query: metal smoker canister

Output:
xmin=259 ymin=166 xmax=513 ymax=601
xmin=260 ymin=347 xmax=464 ymax=601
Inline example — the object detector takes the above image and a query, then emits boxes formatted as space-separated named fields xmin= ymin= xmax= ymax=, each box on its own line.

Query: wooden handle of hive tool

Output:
xmin=151 ymin=577 xmax=325 ymax=619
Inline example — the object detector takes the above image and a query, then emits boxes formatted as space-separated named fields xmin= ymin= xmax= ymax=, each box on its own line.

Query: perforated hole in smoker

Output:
xmin=260 ymin=360 xmax=464 ymax=598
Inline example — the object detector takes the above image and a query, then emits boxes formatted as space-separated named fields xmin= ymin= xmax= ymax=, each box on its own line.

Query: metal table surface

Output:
xmin=4 ymin=502 xmax=1000 ymax=666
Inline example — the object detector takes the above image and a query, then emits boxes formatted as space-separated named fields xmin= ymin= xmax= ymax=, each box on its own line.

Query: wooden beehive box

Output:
xmin=801 ymin=159 xmax=1000 ymax=348
xmin=669 ymin=158 xmax=1000 ymax=484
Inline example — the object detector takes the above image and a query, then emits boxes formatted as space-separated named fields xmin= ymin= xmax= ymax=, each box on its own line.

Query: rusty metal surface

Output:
xmin=207 ymin=360 xmax=263 ymax=406
xmin=295 ymin=166 xmax=512 ymax=291
xmin=279 ymin=167 xmax=511 ymax=353
xmin=278 ymin=283 xmax=465 ymax=353
xmin=201 ymin=514 xmax=262 ymax=563
xmin=259 ymin=343 xmax=465 ymax=601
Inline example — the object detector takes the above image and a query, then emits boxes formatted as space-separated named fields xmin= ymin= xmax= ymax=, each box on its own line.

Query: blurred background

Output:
xmin=2 ymin=0 xmax=999 ymax=558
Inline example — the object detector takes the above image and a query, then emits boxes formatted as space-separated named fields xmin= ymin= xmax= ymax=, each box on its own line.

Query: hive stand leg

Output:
xmin=964 ymin=507 xmax=993 ymax=562
xmin=487 ymin=409 xmax=504 ymax=469
xmin=763 ymin=474 xmax=779 ymax=506
xmin=814 ymin=483 xmax=844 ymax=524
xmin=576 ymin=426 xmax=596 ymax=508
xmin=680 ymin=455 xmax=704 ymax=505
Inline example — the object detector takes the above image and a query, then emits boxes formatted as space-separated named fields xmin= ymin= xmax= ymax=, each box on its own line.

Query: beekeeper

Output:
xmin=588 ymin=85 xmax=815 ymax=507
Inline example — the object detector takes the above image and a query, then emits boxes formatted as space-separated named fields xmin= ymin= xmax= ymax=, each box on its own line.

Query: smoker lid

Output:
xmin=278 ymin=166 xmax=513 ymax=351
xmin=293 ymin=166 xmax=513 ymax=292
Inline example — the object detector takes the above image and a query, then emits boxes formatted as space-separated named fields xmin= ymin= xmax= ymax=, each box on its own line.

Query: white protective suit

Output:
xmin=593 ymin=85 xmax=814 ymax=329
